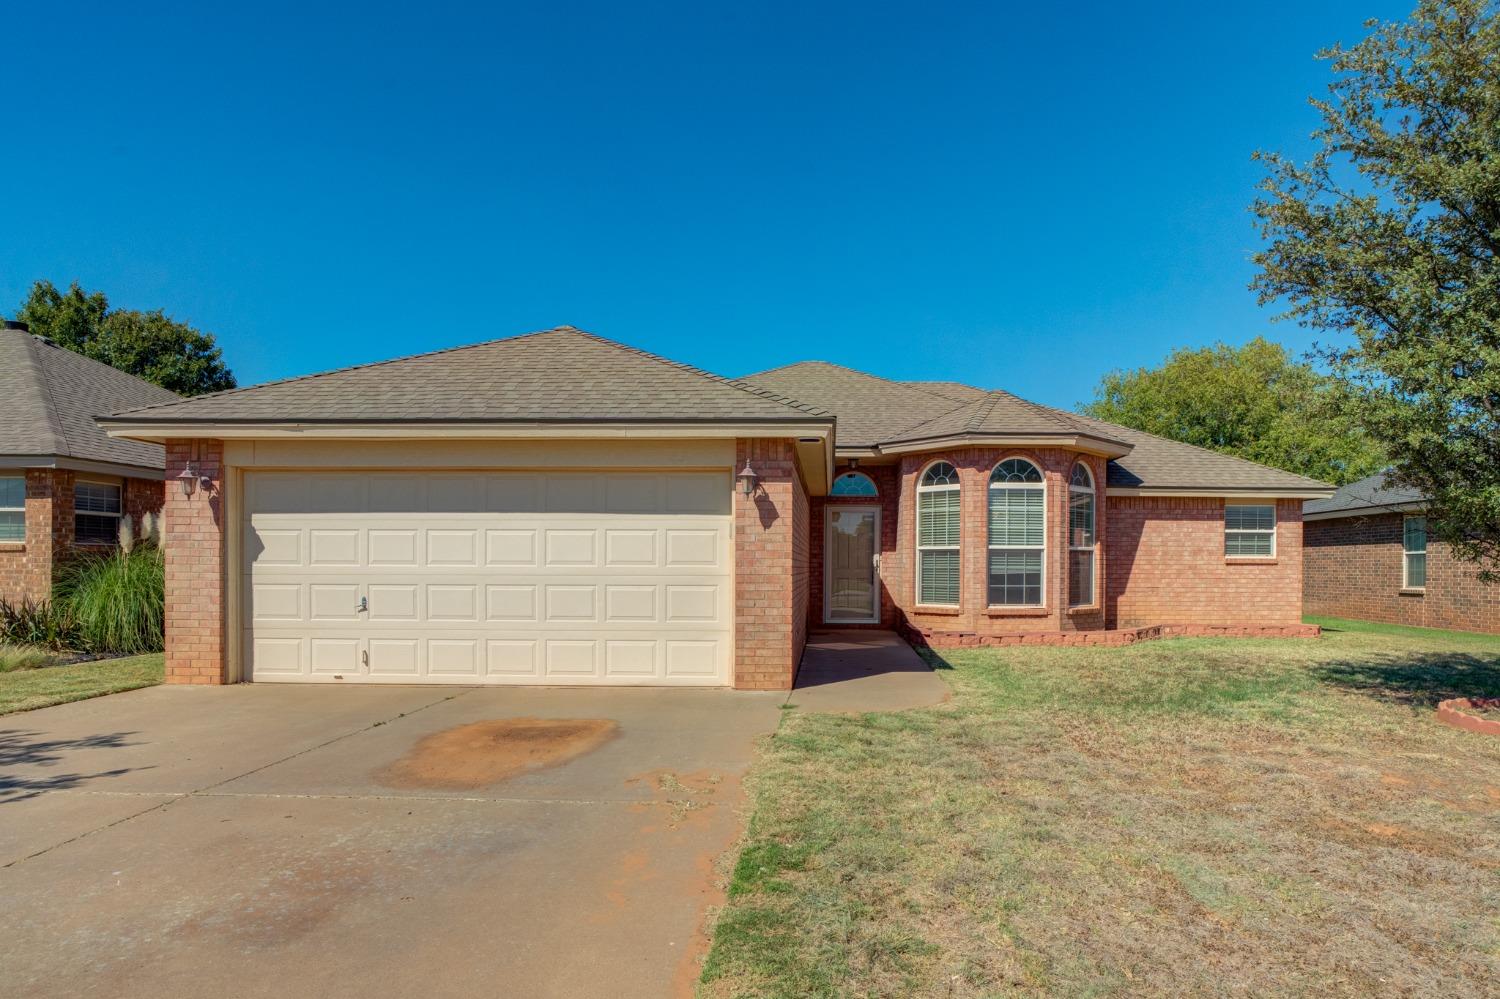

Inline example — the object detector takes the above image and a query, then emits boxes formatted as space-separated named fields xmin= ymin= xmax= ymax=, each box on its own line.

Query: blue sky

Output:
xmin=1 ymin=1 xmax=1408 ymax=409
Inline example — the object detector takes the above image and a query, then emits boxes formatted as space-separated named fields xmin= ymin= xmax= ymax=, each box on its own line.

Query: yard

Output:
xmin=0 ymin=651 xmax=163 ymax=715
xmin=702 ymin=620 xmax=1500 ymax=997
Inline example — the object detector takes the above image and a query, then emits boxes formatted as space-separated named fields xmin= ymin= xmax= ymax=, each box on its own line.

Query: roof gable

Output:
xmin=109 ymin=328 xmax=829 ymax=426
xmin=739 ymin=361 xmax=968 ymax=447
xmin=0 ymin=327 xmax=179 ymax=470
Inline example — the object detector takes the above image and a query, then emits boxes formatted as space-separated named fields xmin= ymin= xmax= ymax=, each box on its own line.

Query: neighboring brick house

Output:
xmin=0 ymin=320 xmax=177 ymax=605
xmin=1304 ymin=472 xmax=1500 ymax=634
xmin=97 ymin=327 xmax=1332 ymax=691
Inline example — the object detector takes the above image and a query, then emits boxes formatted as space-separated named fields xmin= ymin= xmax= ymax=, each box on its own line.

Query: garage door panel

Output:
xmin=243 ymin=470 xmax=731 ymax=685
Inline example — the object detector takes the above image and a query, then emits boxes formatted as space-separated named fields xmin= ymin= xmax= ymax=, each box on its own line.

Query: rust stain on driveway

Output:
xmin=376 ymin=718 xmax=618 ymax=790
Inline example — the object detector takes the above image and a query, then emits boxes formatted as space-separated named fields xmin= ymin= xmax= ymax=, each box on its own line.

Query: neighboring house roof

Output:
xmin=743 ymin=363 xmax=1330 ymax=495
xmin=0 ymin=323 xmax=180 ymax=473
xmin=1303 ymin=471 xmax=1425 ymax=519
xmin=104 ymin=327 xmax=830 ymax=427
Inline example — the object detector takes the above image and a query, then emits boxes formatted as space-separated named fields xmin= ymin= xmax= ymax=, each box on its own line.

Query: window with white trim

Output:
xmin=916 ymin=462 xmax=960 ymax=605
xmin=988 ymin=458 xmax=1044 ymax=606
xmin=1068 ymin=462 xmax=1096 ymax=606
xmin=1403 ymin=516 xmax=1427 ymax=589
xmin=0 ymin=476 xmax=24 ymax=543
xmin=830 ymin=471 xmax=878 ymax=497
xmin=75 ymin=480 xmax=122 ymax=545
xmin=1225 ymin=504 xmax=1275 ymax=557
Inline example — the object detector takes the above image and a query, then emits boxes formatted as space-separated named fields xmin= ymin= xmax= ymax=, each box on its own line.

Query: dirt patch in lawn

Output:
xmin=376 ymin=718 xmax=618 ymax=790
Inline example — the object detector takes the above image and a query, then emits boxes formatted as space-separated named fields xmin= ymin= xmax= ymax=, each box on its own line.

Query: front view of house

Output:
xmin=99 ymin=327 xmax=1333 ymax=690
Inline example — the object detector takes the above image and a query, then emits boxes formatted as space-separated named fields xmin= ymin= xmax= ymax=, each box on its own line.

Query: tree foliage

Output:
xmin=1080 ymin=337 xmax=1386 ymax=485
xmin=1252 ymin=0 xmax=1500 ymax=571
xmin=15 ymin=280 xmax=235 ymax=396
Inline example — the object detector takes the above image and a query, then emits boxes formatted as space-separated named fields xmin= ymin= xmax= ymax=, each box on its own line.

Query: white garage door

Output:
xmin=243 ymin=470 xmax=733 ymax=685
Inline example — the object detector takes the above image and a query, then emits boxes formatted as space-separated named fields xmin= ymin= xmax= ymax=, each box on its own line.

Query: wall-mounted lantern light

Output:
xmin=736 ymin=461 xmax=759 ymax=497
xmin=177 ymin=462 xmax=201 ymax=497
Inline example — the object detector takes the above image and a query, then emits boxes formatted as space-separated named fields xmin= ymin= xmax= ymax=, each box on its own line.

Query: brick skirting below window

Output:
xmin=900 ymin=619 xmax=1320 ymax=649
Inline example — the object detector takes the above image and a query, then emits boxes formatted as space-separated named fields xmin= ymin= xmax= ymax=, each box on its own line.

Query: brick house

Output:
xmin=0 ymin=320 xmax=177 ymax=605
xmin=97 ymin=327 xmax=1332 ymax=690
xmin=1304 ymin=472 xmax=1500 ymax=634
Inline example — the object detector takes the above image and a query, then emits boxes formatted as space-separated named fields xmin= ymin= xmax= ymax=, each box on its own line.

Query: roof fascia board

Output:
xmin=875 ymin=434 xmax=1132 ymax=459
xmin=1107 ymin=487 xmax=1335 ymax=500
xmin=0 ymin=455 xmax=165 ymax=480
xmin=1303 ymin=501 xmax=1427 ymax=521
xmin=103 ymin=421 xmax=835 ymax=443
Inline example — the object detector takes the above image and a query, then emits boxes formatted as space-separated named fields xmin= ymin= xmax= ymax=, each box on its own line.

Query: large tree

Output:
xmin=1253 ymin=0 xmax=1500 ymax=572
xmin=1080 ymin=337 xmax=1386 ymax=485
xmin=15 ymin=280 xmax=235 ymax=396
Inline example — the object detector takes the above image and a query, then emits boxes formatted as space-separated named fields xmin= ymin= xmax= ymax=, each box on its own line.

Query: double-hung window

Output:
xmin=916 ymin=462 xmax=960 ymax=605
xmin=988 ymin=459 xmax=1044 ymax=606
xmin=75 ymin=480 xmax=123 ymax=545
xmin=0 ymin=476 xmax=24 ymax=543
xmin=1403 ymin=516 xmax=1427 ymax=589
xmin=1225 ymin=504 xmax=1275 ymax=558
xmin=1068 ymin=463 xmax=1096 ymax=606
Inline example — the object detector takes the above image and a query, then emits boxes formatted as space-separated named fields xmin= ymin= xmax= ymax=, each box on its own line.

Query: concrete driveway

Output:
xmin=0 ymin=684 xmax=784 ymax=999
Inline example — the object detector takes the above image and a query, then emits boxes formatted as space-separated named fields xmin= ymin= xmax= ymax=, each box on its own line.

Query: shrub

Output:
xmin=0 ymin=598 xmax=80 ymax=651
xmin=53 ymin=544 xmax=165 ymax=655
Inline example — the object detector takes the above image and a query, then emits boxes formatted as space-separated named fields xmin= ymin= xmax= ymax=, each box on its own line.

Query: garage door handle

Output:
xmin=357 ymin=596 xmax=368 ymax=613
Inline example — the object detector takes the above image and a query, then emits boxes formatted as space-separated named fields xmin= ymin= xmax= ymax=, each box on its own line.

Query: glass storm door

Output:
xmin=825 ymin=506 xmax=880 ymax=623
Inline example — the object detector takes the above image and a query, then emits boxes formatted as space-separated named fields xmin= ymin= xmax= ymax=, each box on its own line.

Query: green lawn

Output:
xmin=701 ymin=627 xmax=1500 ymax=998
xmin=0 ymin=653 xmax=164 ymax=715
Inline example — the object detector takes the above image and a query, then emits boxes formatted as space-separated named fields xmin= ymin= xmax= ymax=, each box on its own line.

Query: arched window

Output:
xmin=1068 ymin=462 xmax=1096 ymax=607
xmin=916 ymin=462 xmax=960 ymax=605
xmin=988 ymin=458 xmax=1044 ymax=606
xmin=830 ymin=471 xmax=878 ymax=497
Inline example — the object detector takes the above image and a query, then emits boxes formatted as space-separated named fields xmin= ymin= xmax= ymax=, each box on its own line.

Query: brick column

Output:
xmin=733 ymin=438 xmax=806 ymax=690
xmin=163 ymin=440 xmax=228 ymax=684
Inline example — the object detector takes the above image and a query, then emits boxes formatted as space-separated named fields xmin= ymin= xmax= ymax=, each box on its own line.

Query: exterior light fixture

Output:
xmin=177 ymin=462 xmax=200 ymax=497
xmin=736 ymin=461 xmax=759 ymax=497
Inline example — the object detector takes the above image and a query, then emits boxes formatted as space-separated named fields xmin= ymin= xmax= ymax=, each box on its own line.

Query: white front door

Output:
xmin=242 ymin=469 xmax=733 ymax=685
xmin=824 ymin=506 xmax=880 ymax=623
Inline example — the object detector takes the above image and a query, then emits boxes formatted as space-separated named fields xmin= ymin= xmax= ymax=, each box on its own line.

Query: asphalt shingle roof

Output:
xmin=0 ymin=326 xmax=179 ymax=470
xmin=108 ymin=328 xmax=830 ymax=426
xmin=740 ymin=362 xmax=978 ymax=447
xmin=742 ymin=362 xmax=1329 ymax=493
xmin=1303 ymin=471 xmax=1424 ymax=517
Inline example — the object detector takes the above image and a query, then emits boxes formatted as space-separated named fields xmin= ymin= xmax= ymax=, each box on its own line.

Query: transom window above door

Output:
xmin=830 ymin=471 xmax=878 ymax=497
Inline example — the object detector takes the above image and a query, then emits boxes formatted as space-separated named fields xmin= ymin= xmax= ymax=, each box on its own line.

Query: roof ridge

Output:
xmin=991 ymin=388 xmax=1092 ymax=434
xmin=566 ymin=330 xmax=830 ymax=418
xmin=966 ymin=393 xmax=1003 ymax=433
xmin=743 ymin=359 xmax=970 ymax=417
xmin=20 ymin=334 xmax=69 ymax=456
xmin=108 ymin=326 xmax=574 ymax=418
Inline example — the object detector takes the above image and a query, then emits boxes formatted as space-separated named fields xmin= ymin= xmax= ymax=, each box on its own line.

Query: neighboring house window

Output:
xmin=1225 ymin=503 xmax=1276 ymax=557
xmin=916 ymin=462 xmax=961 ymax=605
xmin=1068 ymin=462 xmax=1096 ymax=606
xmin=988 ymin=458 xmax=1044 ymax=606
xmin=830 ymin=471 xmax=878 ymax=497
xmin=75 ymin=480 xmax=123 ymax=545
xmin=1403 ymin=516 xmax=1427 ymax=590
xmin=0 ymin=476 xmax=24 ymax=543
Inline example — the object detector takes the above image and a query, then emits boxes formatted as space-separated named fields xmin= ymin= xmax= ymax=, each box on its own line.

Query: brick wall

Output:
xmin=733 ymin=438 xmax=806 ymax=690
xmin=1106 ymin=496 xmax=1304 ymax=628
xmin=0 ymin=468 xmax=164 ymax=605
xmin=878 ymin=447 xmax=1107 ymax=636
xmin=163 ymin=441 xmax=228 ymax=684
xmin=1304 ymin=513 xmax=1500 ymax=634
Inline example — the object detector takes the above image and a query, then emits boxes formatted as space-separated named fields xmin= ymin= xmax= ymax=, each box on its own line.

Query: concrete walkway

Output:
xmin=789 ymin=630 xmax=950 ymax=713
